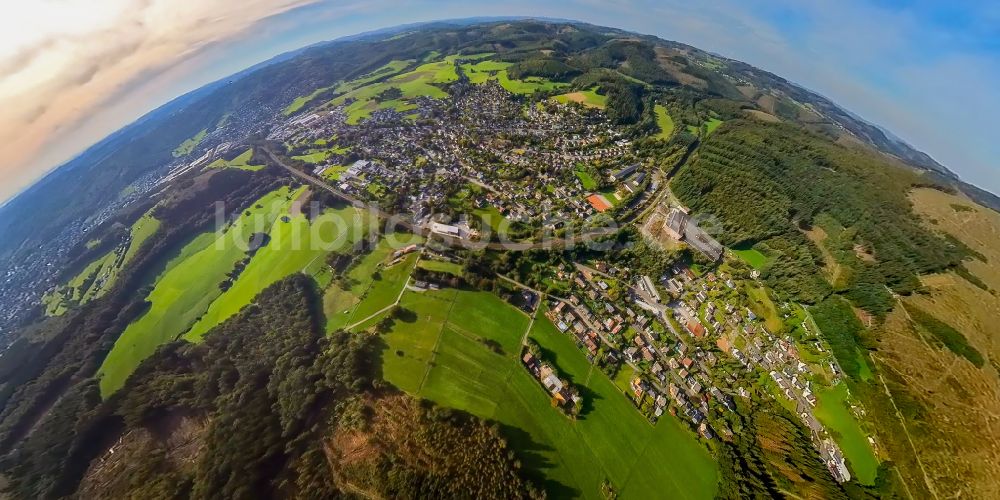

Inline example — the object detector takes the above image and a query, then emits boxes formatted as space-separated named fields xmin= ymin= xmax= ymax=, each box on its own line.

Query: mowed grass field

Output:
xmin=731 ymin=245 xmax=769 ymax=270
xmin=379 ymin=290 xmax=717 ymax=499
xmin=207 ymin=148 xmax=264 ymax=171
xmin=554 ymin=87 xmax=607 ymax=108
xmin=323 ymin=233 xmax=423 ymax=332
xmin=813 ymin=383 xmax=879 ymax=485
xmin=184 ymin=198 xmax=373 ymax=341
xmin=417 ymin=259 xmax=463 ymax=276
xmin=575 ymin=170 xmax=598 ymax=190
xmin=98 ymin=187 xmax=302 ymax=396
xmin=654 ymin=104 xmax=675 ymax=139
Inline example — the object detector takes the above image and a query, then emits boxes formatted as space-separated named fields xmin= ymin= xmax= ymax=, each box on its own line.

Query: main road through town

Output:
xmin=264 ymin=147 xmax=627 ymax=251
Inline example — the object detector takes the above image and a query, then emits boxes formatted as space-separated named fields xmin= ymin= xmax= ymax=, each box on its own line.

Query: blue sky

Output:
xmin=2 ymin=0 xmax=997 ymax=201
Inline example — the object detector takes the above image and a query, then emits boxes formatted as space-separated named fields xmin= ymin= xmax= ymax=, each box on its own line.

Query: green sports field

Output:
xmin=554 ymin=87 xmax=607 ymax=108
xmin=378 ymin=290 xmax=718 ymax=499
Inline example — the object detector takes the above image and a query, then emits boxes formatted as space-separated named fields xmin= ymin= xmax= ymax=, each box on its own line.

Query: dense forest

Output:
xmin=671 ymin=121 xmax=976 ymax=314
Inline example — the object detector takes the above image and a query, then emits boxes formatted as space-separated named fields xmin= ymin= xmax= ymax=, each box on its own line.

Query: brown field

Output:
xmin=744 ymin=109 xmax=781 ymax=123
xmin=755 ymin=94 xmax=776 ymax=114
xmin=868 ymin=188 xmax=1000 ymax=498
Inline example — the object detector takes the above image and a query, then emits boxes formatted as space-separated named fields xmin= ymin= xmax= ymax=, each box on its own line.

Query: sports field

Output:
xmin=97 ymin=187 xmax=320 ymax=396
xmin=813 ymin=383 xmax=879 ymax=485
xmin=379 ymin=290 xmax=718 ymax=499
xmin=554 ymin=87 xmax=607 ymax=108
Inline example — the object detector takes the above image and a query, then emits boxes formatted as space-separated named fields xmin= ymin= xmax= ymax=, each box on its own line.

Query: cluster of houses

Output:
xmin=269 ymin=79 xmax=656 ymax=237
xmin=522 ymin=347 xmax=582 ymax=416
xmin=659 ymin=262 xmax=858 ymax=483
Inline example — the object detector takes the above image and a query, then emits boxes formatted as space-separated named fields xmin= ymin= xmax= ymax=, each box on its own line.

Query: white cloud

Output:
xmin=0 ymin=0 xmax=319 ymax=202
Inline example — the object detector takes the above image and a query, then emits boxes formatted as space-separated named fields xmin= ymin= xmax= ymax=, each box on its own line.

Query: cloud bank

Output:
xmin=0 ymin=0 xmax=317 ymax=202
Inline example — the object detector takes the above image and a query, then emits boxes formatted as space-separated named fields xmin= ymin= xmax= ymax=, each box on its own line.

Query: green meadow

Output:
xmin=323 ymin=233 xmax=423 ymax=332
xmin=172 ymin=128 xmax=207 ymax=157
xmin=731 ymin=244 xmax=769 ymax=270
xmin=185 ymin=199 xmax=372 ymax=341
xmin=378 ymin=290 xmax=718 ymax=499
xmin=207 ymin=148 xmax=264 ymax=171
xmin=44 ymin=213 xmax=161 ymax=316
xmin=97 ymin=187 xmax=301 ymax=396
xmin=814 ymin=383 xmax=879 ymax=485
xmin=705 ymin=118 xmax=724 ymax=135
xmin=327 ymin=59 xmax=465 ymax=123
xmin=575 ymin=170 xmax=598 ymax=190
xmin=654 ymin=104 xmax=675 ymax=139
xmin=554 ymin=87 xmax=607 ymax=108
xmin=417 ymin=259 xmax=463 ymax=276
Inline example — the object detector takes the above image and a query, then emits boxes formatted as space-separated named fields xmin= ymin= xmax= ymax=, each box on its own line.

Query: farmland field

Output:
xmin=172 ymin=128 xmax=207 ymax=157
xmin=323 ymin=233 xmax=423 ymax=332
xmin=653 ymin=104 xmax=674 ymax=139
xmin=44 ymin=212 xmax=161 ymax=315
xmin=813 ymin=383 xmax=879 ymax=485
xmin=378 ymin=289 xmax=718 ymax=499
xmin=185 ymin=196 xmax=372 ymax=341
xmin=97 ymin=187 xmax=298 ymax=396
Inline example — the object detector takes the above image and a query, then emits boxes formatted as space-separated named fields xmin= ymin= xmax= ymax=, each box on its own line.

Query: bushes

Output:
xmin=905 ymin=305 xmax=984 ymax=368
xmin=810 ymin=296 xmax=868 ymax=381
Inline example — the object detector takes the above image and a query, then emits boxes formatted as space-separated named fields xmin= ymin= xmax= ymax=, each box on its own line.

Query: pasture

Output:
xmin=207 ymin=148 xmax=264 ymax=171
xmin=378 ymin=290 xmax=718 ymax=499
xmin=654 ymin=104 xmax=675 ymax=139
xmin=323 ymin=233 xmax=423 ymax=332
xmin=44 ymin=212 xmax=161 ymax=316
xmin=184 ymin=197 xmax=372 ymax=341
xmin=97 ymin=187 xmax=298 ymax=396
xmin=172 ymin=128 xmax=207 ymax=157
